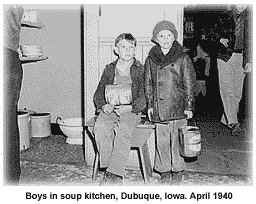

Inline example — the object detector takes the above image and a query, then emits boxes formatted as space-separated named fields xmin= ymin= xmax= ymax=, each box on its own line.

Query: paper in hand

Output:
xmin=105 ymin=84 xmax=132 ymax=106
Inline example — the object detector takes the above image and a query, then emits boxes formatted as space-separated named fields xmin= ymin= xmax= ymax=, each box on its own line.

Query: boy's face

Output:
xmin=116 ymin=39 xmax=136 ymax=61
xmin=156 ymin=30 xmax=175 ymax=49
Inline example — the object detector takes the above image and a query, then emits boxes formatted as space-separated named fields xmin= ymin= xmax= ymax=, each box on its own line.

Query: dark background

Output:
xmin=183 ymin=5 xmax=251 ymax=125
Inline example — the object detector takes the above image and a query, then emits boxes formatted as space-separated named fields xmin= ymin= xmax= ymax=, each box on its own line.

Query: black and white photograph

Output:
xmin=2 ymin=2 xmax=254 ymax=202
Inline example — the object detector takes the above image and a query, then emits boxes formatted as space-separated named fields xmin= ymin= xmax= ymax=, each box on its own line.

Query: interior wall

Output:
xmin=98 ymin=4 xmax=184 ymax=77
xmin=99 ymin=4 xmax=183 ymax=43
xmin=18 ymin=5 xmax=81 ymax=122
xmin=18 ymin=4 xmax=184 ymax=123
xmin=83 ymin=5 xmax=100 ymax=121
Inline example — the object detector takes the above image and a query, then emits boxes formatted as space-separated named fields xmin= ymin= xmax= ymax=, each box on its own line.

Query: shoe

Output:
xmin=159 ymin=171 xmax=172 ymax=184
xmin=230 ymin=123 xmax=242 ymax=136
xmin=172 ymin=170 xmax=188 ymax=182
xmin=102 ymin=171 xmax=123 ymax=185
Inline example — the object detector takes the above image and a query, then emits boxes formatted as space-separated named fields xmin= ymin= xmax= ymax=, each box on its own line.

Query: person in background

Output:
xmin=206 ymin=4 xmax=252 ymax=136
xmin=3 ymin=5 xmax=25 ymax=185
xmin=193 ymin=43 xmax=210 ymax=77
xmin=193 ymin=23 xmax=226 ymax=120
xmin=144 ymin=21 xmax=196 ymax=183
xmin=239 ymin=5 xmax=252 ymax=135
xmin=193 ymin=30 xmax=215 ymax=118
xmin=93 ymin=33 xmax=146 ymax=185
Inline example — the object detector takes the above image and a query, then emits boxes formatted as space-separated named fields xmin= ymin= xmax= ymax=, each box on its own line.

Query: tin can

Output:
xmin=179 ymin=119 xmax=201 ymax=157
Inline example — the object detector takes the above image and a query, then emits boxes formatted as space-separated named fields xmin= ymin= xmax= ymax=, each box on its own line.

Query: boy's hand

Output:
xmin=220 ymin=38 xmax=229 ymax=47
xmin=102 ymin=104 xmax=114 ymax=114
xmin=184 ymin=110 xmax=193 ymax=119
xmin=114 ymin=105 xmax=132 ymax=116
xmin=193 ymin=56 xmax=199 ymax=62
xmin=147 ymin=108 xmax=153 ymax=121
xmin=244 ymin=63 xmax=252 ymax=74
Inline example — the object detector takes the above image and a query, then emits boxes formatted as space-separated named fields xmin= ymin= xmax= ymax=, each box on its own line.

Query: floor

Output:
xmin=19 ymin=160 xmax=251 ymax=186
xmin=186 ymin=120 xmax=252 ymax=176
xmin=18 ymin=113 xmax=253 ymax=186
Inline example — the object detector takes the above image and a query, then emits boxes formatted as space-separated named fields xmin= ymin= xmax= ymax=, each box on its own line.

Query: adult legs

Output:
xmin=3 ymin=48 xmax=23 ymax=185
xmin=232 ymin=53 xmax=245 ymax=115
xmin=218 ymin=53 xmax=245 ymax=136
xmin=218 ymin=56 xmax=239 ymax=126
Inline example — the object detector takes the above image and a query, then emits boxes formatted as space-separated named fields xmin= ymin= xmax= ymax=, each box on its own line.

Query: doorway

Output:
xmin=183 ymin=5 xmax=228 ymax=120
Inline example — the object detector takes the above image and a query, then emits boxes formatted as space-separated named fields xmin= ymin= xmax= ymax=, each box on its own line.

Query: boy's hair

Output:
xmin=115 ymin=33 xmax=137 ymax=47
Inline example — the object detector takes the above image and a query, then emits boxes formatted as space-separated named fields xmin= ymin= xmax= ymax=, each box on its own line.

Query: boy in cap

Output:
xmin=93 ymin=33 xmax=146 ymax=185
xmin=144 ymin=21 xmax=196 ymax=183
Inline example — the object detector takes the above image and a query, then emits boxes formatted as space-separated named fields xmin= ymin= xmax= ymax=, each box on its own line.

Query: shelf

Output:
xmin=21 ymin=21 xmax=46 ymax=29
xmin=20 ymin=56 xmax=48 ymax=64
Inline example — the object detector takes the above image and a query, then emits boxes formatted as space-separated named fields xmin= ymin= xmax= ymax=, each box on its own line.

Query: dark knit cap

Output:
xmin=151 ymin=20 xmax=178 ymax=43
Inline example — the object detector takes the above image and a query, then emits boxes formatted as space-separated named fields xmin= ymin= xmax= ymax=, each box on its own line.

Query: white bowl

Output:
xmin=56 ymin=116 xmax=95 ymax=165
xmin=56 ymin=117 xmax=84 ymax=145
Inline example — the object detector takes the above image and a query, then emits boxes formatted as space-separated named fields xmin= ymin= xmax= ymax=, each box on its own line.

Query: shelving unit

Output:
xmin=20 ymin=56 xmax=48 ymax=64
xmin=21 ymin=20 xmax=46 ymax=29
xmin=20 ymin=19 xmax=48 ymax=64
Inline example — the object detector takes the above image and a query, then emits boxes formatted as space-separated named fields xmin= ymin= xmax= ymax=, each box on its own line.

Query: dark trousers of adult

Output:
xmin=93 ymin=111 xmax=141 ymax=177
xmin=239 ymin=69 xmax=252 ymax=135
xmin=3 ymin=47 xmax=23 ymax=185
xmin=154 ymin=119 xmax=186 ymax=173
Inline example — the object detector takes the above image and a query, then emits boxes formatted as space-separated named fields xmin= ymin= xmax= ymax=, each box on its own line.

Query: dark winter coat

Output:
xmin=93 ymin=58 xmax=146 ymax=114
xmin=205 ymin=7 xmax=252 ymax=66
xmin=205 ymin=10 xmax=236 ymax=62
xmin=145 ymin=41 xmax=196 ymax=122
xmin=243 ymin=6 xmax=252 ymax=68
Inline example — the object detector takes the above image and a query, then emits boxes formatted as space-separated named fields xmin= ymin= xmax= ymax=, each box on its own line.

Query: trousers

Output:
xmin=93 ymin=111 xmax=141 ymax=176
xmin=154 ymin=119 xmax=186 ymax=173
xmin=217 ymin=53 xmax=245 ymax=125
xmin=3 ymin=47 xmax=23 ymax=185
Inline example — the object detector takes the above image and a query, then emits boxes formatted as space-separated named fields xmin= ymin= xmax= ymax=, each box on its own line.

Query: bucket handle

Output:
xmin=24 ymin=107 xmax=36 ymax=114
xmin=56 ymin=116 xmax=62 ymax=124
xmin=187 ymin=118 xmax=197 ymax=127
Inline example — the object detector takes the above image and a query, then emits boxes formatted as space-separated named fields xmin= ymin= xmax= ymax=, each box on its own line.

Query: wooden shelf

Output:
xmin=20 ymin=56 xmax=48 ymax=64
xmin=21 ymin=21 xmax=46 ymax=29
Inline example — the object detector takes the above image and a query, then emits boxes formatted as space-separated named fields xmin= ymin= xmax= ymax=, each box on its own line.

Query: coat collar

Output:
xmin=111 ymin=57 xmax=141 ymax=70
xmin=149 ymin=41 xmax=185 ymax=67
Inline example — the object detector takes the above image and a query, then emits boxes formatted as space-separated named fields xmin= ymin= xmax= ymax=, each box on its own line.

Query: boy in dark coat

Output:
xmin=144 ymin=21 xmax=196 ymax=182
xmin=93 ymin=33 xmax=146 ymax=185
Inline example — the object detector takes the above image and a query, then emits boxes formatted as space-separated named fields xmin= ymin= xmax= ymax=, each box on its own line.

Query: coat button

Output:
xmin=158 ymin=81 xmax=163 ymax=86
